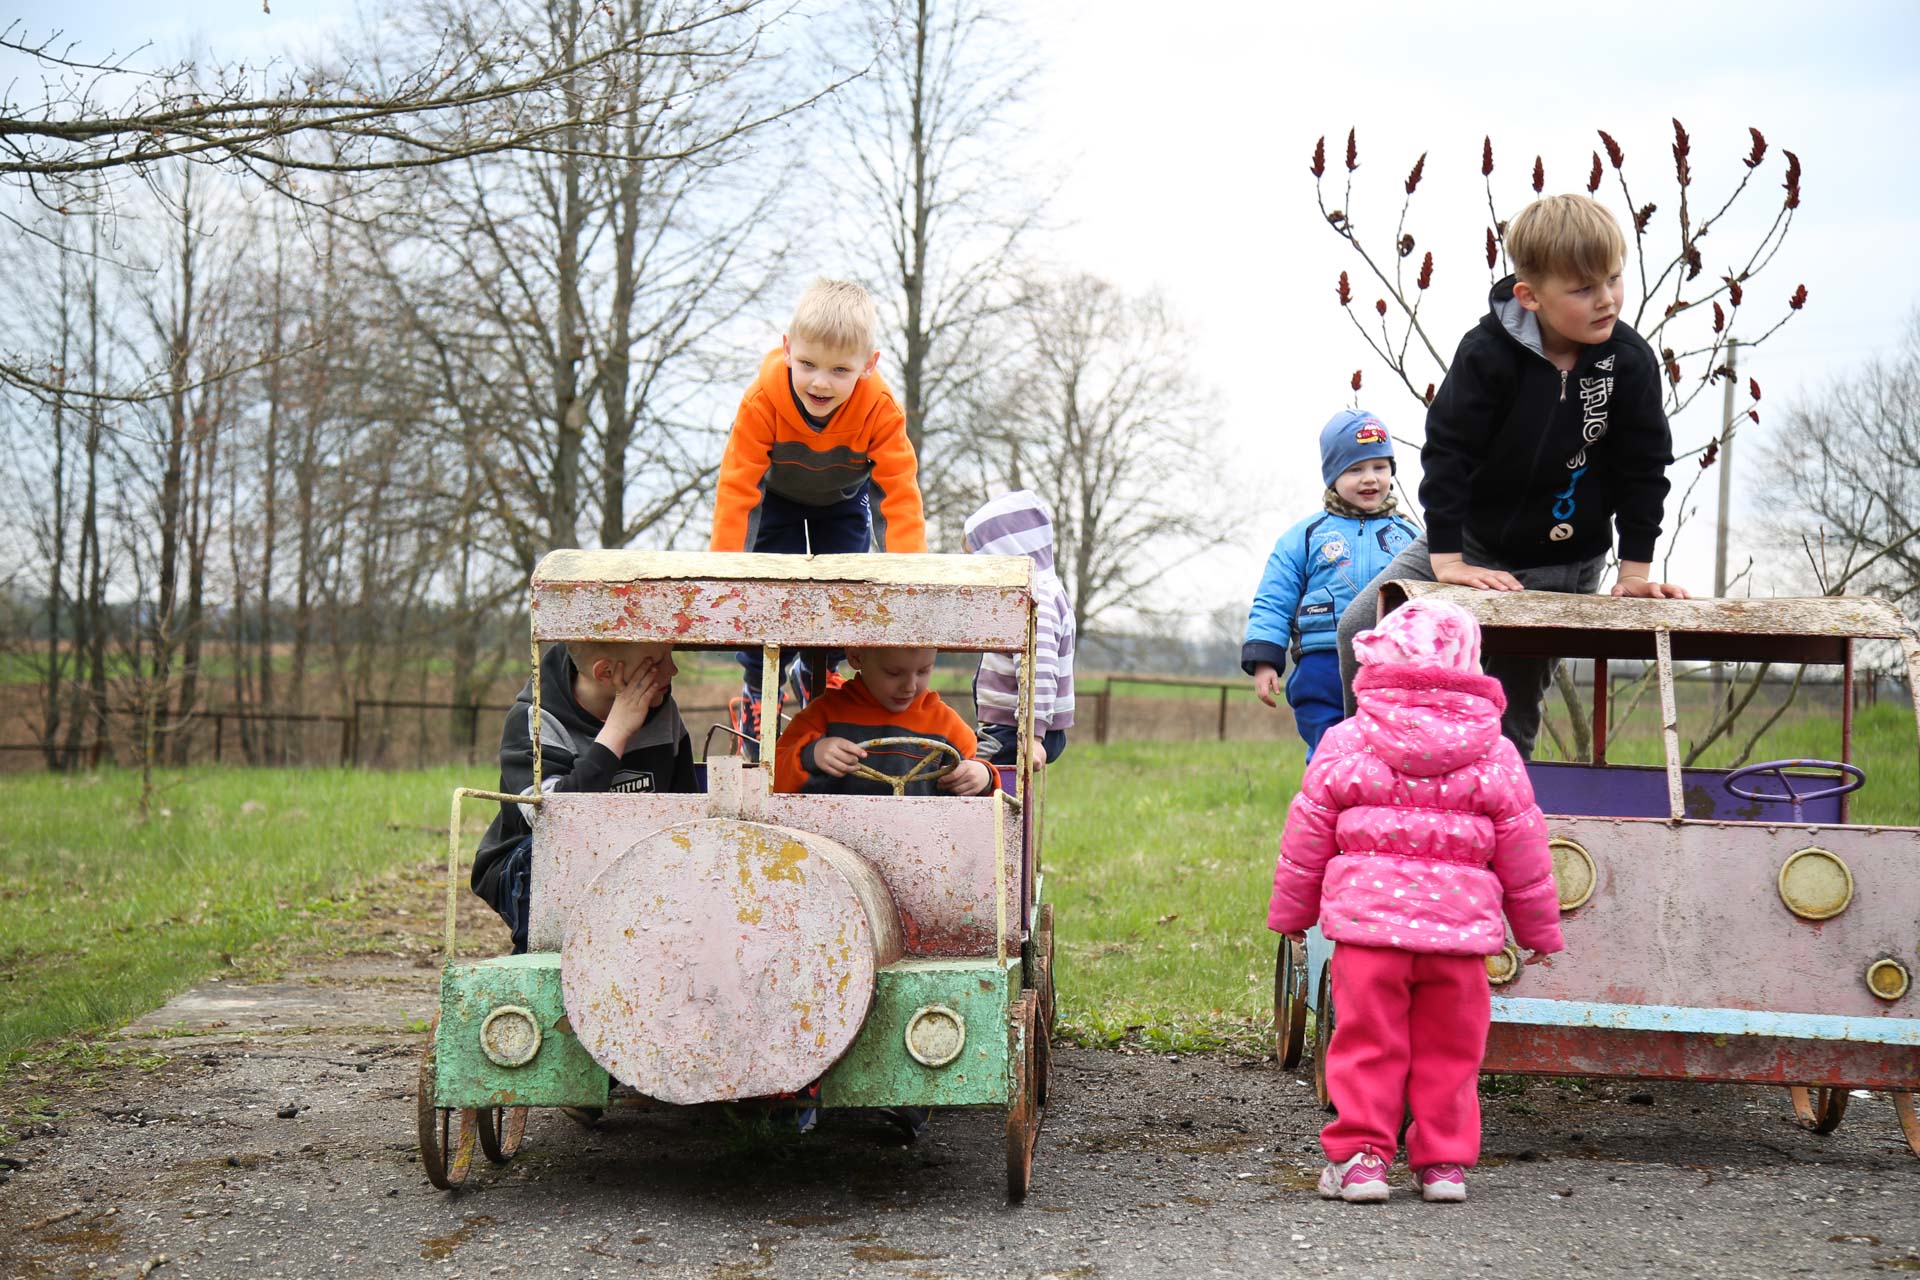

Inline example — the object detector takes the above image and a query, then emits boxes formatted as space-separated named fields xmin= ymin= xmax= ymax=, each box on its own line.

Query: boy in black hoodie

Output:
xmin=471 ymin=640 xmax=696 ymax=952
xmin=1337 ymin=194 xmax=1689 ymax=759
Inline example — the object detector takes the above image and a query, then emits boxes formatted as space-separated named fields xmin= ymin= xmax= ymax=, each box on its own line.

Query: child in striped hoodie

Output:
xmin=962 ymin=491 xmax=1076 ymax=768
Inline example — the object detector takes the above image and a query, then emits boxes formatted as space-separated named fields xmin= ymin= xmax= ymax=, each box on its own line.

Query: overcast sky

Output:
xmin=11 ymin=0 xmax=1919 ymax=620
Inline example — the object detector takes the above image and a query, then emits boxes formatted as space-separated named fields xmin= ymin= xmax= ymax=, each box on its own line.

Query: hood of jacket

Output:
xmin=964 ymin=490 xmax=1055 ymax=571
xmin=1351 ymin=662 xmax=1506 ymax=777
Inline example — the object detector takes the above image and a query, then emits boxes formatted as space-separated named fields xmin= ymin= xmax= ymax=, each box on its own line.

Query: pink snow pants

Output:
xmin=1321 ymin=942 xmax=1491 ymax=1168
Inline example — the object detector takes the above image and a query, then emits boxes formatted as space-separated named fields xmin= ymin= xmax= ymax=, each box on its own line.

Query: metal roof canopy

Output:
xmin=530 ymin=550 xmax=1034 ymax=650
xmin=1381 ymin=582 xmax=1920 ymax=664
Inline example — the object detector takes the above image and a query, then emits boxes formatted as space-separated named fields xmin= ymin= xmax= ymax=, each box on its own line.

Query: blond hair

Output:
xmin=1506 ymin=194 xmax=1627 ymax=285
xmin=790 ymin=278 xmax=878 ymax=353
xmin=567 ymin=639 xmax=670 ymax=679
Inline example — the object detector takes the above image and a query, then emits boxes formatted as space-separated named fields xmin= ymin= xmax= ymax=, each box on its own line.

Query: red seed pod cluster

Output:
xmin=1662 ymin=348 xmax=1682 ymax=385
xmin=1351 ymin=369 xmax=1363 ymax=392
xmin=1311 ymin=136 xmax=1326 ymax=179
xmin=1599 ymin=130 xmax=1624 ymax=169
xmin=1531 ymin=156 xmax=1544 ymax=194
xmin=1683 ymin=244 xmax=1702 ymax=281
xmin=1398 ymin=233 xmax=1415 ymax=258
xmin=1672 ymin=118 xmax=1692 ymax=188
xmin=1424 ymin=383 xmax=1436 ymax=405
xmin=1485 ymin=228 xmax=1497 ymax=269
xmin=1586 ymin=153 xmax=1602 ymax=193
xmin=1699 ymin=440 xmax=1718 ymax=469
xmin=1712 ymin=301 xmax=1725 ymax=334
xmin=1375 ymin=299 xmax=1388 ymax=317
xmin=1337 ymin=271 xmax=1352 ymax=306
xmin=1346 ymin=128 xmax=1358 ymax=173
xmin=1743 ymin=127 xmax=1767 ymax=170
xmin=1783 ymin=150 xmax=1802 ymax=209
xmin=1417 ymin=252 xmax=1434 ymax=290
xmin=1405 ymin=152 xmax=1426 ymax=195
xmin=1724 ymin=275 xmax=1744 ymax=306
xmin=1748 ymin=378 xmax=1761 ymax=403
xmin=1482 ymin=137 xmax=1494 ymax=177
xmin=1748 ymin=409 xmax=1760 ymax=424
xmin=1633 ymin=203 xmax=1657 ymax=234
xmin=1789 ymin=283 xmax=1808 ymax=310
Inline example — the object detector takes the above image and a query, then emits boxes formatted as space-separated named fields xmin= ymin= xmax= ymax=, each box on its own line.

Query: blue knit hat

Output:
xmin=1319 ymin=408 xmax=1395 ymax=488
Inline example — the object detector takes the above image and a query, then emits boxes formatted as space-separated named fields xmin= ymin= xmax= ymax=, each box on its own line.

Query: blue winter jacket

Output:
xmin=1240 ymin=510 xmax=1419 ymax=675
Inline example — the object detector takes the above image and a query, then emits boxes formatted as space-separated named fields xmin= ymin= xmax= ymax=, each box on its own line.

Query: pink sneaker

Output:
xmin=1318 ymin=1151 xmax=1390 ymax=1203
xmin=1417 ymin=1163 xmax=1468 ymax=1203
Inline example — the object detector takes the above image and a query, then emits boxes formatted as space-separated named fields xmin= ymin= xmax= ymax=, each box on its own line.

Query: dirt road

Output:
xmin=3 ymin=869 xmax=1915 ymax=1279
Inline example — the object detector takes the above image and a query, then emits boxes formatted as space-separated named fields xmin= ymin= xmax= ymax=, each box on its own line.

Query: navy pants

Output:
xmin=1288 ymin=649 xmax=1345 ymax=760
xmin=736 ymin=488 xmax=873 ymax=698
xmin=490 ymin=834 xmax=535 ymax=955
xmin=976 ymin=723 xmax=1068 ymax=767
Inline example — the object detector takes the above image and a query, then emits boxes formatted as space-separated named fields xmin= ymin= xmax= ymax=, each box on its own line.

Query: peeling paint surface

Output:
xmin=531 ymin=778 xmax=1020 ymax=957
xmin=559 ymin=820 xmax=900 ymax=1104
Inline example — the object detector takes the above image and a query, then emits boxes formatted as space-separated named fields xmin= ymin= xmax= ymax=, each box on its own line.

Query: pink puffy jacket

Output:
xmin=1267 ymin=662 xmax=1564 ymax=957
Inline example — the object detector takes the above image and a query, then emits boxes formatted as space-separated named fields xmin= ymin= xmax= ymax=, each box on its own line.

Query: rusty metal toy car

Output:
xmin=418 ymin=550 xmax=1055 ymax=1199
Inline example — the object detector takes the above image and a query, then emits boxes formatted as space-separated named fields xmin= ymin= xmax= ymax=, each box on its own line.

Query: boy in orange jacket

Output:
xmin=775 ymin=647 xmax=994 ymax=797
xmin=712 ymin=279 xmax=927 ymax=745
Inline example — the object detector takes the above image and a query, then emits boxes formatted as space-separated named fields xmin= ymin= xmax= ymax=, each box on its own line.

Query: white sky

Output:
xmin=11 ymin=0 xmax=1920 ymax=624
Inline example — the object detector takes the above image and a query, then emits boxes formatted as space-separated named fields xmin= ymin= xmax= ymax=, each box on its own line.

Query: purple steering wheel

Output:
xmin=1724 ymin=758 xmax=1865 ymax=822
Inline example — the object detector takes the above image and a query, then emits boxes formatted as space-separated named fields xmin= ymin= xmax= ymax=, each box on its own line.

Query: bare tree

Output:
xmin=831 ymin=0 xmax=1047 ymax=531
xmin=1764 ymin=311 xmax=1920 ymax=613
xmin=961 ymin=274 xmax=1223 ymax=638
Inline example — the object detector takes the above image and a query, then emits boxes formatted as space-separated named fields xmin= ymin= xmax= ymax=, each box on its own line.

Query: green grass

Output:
xmin=0 ymin=765 xmax=467 ymax=1064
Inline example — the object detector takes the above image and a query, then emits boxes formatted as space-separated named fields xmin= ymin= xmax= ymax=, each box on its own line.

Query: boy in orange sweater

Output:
xmin=712 ymin=279 xmax=927 ymax=745
xmin=775 ymin=647 xmax=994 ymax=797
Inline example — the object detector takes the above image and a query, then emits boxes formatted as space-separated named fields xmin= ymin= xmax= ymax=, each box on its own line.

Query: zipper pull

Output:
xmin=1559 ymin=369 xmax=1569 ymax=402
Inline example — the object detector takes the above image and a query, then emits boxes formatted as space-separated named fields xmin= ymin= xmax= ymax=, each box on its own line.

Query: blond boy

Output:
xmin=1336 ymin=194 xmax=1688 ymax=760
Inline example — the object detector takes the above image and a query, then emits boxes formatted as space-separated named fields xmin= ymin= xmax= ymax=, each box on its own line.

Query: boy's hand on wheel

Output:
xmin=938 ymin=759 xmax=993 ymax=796
xmin=812 ymin=736 xmax=867 ymax=776
xmin=1252 ymin=664 xmax=1283 ymax=708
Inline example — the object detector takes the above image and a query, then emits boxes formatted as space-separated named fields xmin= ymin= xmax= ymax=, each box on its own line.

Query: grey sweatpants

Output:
xmin=1336 ymin=534 xmax=1606 ymax=761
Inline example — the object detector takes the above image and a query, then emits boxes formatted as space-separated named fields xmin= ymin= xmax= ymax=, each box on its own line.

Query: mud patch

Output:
xmin=419 ymin=1213 xmax=495 ymax=1262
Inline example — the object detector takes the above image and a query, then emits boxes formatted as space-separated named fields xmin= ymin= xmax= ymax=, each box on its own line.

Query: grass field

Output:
xmin=3 ymin=701 xmax=1915 ymax=1070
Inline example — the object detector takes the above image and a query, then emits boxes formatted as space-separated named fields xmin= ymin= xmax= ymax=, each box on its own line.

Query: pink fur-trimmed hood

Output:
xmin=1351 ymin=663 xmax=1506 ymax=779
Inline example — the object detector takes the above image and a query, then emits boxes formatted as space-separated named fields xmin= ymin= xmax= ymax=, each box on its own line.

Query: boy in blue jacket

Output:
xmin=1242 ymin=409 xmax=1418 ymax=757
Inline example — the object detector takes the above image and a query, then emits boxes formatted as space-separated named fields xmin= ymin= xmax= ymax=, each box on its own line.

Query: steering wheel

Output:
xmin=1724 ymin=758 xmax=1865 ymax=820
xmin=844 ymin=735 xmax=964 ymax=796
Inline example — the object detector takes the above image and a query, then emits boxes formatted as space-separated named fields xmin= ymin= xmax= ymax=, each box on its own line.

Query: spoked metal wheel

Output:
xmin=1273 ymin=936 xmax=1308 ymax=1070
xmin=477 ymin=1106 xmax=530 ymax=1164
xmin=1311 ymin=959 xmax=1336 ymax=1113
xmin=1006 ymin=991 xmax=1041 ymax=1203
xmin=1032 ymin=903 xmax=1056 ymax=1111
xmin=417 ymin=1035 xmax=479 ymax=1190
xmin=1789 ymin=1085 xmax=1849 ymax=1134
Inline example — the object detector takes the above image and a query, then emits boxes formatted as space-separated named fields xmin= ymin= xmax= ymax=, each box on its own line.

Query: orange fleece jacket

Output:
xmin=709 ymin=347 xmax=927 ymax=553
xmin=775 ymin=678 xmax=984 ymax=796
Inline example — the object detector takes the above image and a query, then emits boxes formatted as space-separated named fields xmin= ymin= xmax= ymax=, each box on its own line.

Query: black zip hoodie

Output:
xmin=1420 ymin=275 xmax=1673 ymax=568
xmin=470 ymin=643 xmax=696 ymax=909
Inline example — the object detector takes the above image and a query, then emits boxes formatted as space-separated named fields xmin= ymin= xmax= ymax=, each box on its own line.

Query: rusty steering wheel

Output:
xmin=844 ymin=735 xmax=964 ymax=796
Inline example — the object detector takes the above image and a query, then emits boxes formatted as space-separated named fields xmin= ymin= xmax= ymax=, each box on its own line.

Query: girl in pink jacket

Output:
xmin=1268 ymin=598 xmax=1564 ymax=1203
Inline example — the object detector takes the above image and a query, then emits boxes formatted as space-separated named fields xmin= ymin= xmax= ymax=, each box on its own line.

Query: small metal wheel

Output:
xmin=1006 ymin=991 xmax=1041 ymax=1203
xmin=477 ymin=1106 xmax=529 ymax=1164
xmin=1891 ymin=1092 xmax=1920 ymax=1159
xmin=1032 ymin=903 xmax=1056 ymax=1111
xmin=1311 ymin=959 xmax=1336 ymax=1113
xmin=417 ymin=1034 xmax=479 ymax=1190
xmin=1273 ymin=935 xmax=1308 ymax=1070
xmin=1789 ymin=1085 xmax=1849 ymax=1134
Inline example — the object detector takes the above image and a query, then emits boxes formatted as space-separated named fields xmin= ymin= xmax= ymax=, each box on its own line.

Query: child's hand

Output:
xmin=1523 ymin=948 xmax=1559 ymax=967
xmin=1282 ymin=930 xmax=1308 ymax=945
xmin=938 ymin=758 xmax=993 ymax=796
xmin=1611 ymin=577 xmax=1691 ymax=599
xmin=1433 ymin=554 xmax=1524 ymax=592
xmin=1029 ymin=735 xmax=1049 ymax=769
xmin=599 ymin=654 xmax=675 ymax=748
xmin=812 ymin=737 xmax=867 ymax=777
xmin=1252 ymin=663 xmax=1283 ymax=708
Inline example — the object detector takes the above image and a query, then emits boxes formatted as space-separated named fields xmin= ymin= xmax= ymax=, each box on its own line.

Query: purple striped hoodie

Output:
xmin=963 ymin=491 xmax=1076 ymax=732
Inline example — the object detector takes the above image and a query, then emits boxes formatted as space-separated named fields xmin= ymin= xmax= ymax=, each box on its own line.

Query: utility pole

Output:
xmin=1711 ymin=337 xmax=1738 ymax=709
